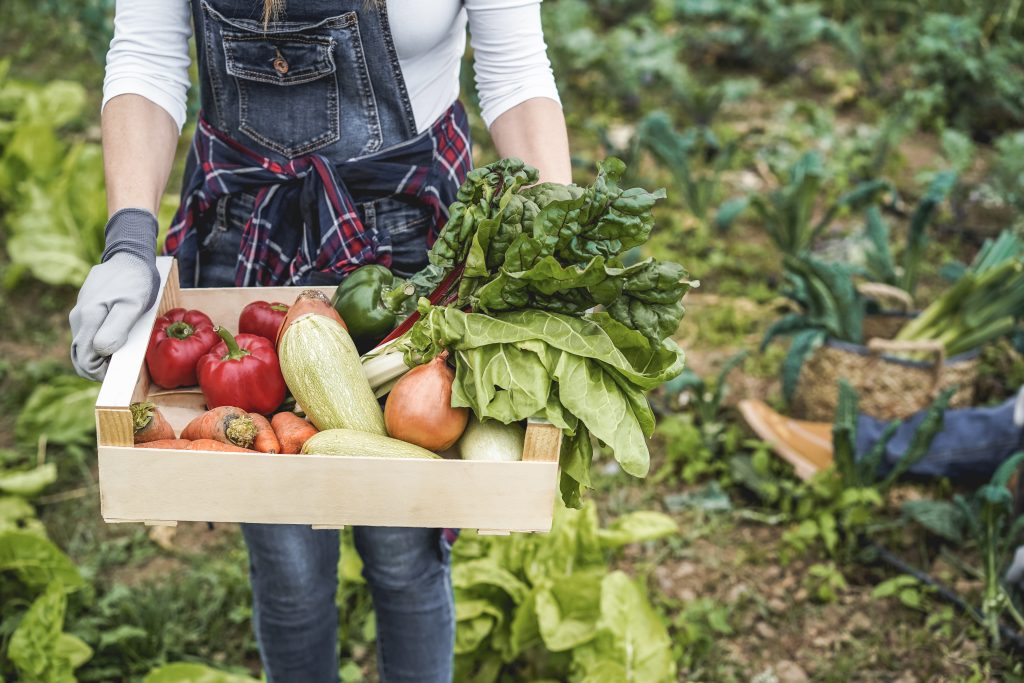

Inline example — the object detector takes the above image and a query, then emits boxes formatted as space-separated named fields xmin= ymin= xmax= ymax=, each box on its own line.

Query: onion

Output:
xmin=384 ymin=350 xmax=468 ymax=451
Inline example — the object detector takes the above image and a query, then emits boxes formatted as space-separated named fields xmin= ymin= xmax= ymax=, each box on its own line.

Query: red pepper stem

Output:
xmin=270 ymin=303 xmax=289 ymax=312
xmin=216 ymin=326 xmax=251 ymax=361
xmin=165 ymin=321 xmax=194 ymax=340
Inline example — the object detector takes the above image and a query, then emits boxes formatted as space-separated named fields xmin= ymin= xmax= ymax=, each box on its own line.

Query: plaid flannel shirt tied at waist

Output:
xmin=165 ymin=101 xmax=472 ymax=287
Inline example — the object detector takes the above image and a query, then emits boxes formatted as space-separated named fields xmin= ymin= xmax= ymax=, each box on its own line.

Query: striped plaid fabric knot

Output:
xmin=165 ymin=102 xmax=472 ymax=287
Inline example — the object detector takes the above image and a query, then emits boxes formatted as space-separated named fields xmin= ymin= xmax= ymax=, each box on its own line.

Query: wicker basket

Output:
xmin=859 ymin=282 xmax=917 ymax=342
xmin=790 ymin=337 xmax=979 ymax=422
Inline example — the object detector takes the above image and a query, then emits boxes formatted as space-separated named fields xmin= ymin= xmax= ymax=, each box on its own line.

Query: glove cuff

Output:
xmin=101 ymin=208 xmax=159 ymax=265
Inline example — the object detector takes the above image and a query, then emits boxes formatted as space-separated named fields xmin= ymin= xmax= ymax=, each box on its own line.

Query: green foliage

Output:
xmin=675 ymin=0 xmax=832 ymax=80
xmin=14 ymin=376 xmax=100 ymax=451
xmin=872 ymin=575 xmax=933 ymax=611
xmin=142 ymin=663 xmax=258 ymax=683
xmin=635 ymin=113 xmax=748 ymax=228
xmin=956 ymin=452 xmax=1024 ymax=645
xmin=0 ymin=66 xmax=106 ymax=287
xmin=8 ymin=582 xmax=93 ymax=683
xmin=668 ymin=597 xmax=732 ymax=670
xmin=70 ymin=554 xmax=257 ymax=681
xmin=0 ymin=532 xmax=89 ymax=681
xmin=987 ymin=131 xmax=1024 ymax=226
xmin=860 ymin=171 xmax=958 ymax=296
xmin=901 ymin=13 xmax=1024 ymax=136
xmin=750 ymin=150 xmax=890 ymax=257
xmin=451 ymin=502 xmax=678 ymax=682
xmin=653 ymin=353 xmax=747 ymax=484
xmin=731 ymin=384 xmax=952 ymax=561
xmin=804 ymin=561 xmax=848 ymax=603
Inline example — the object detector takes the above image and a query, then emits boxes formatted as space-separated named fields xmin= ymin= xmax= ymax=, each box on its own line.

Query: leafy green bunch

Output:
xmin=896 ymin=230 xmax=1024 ymax=356
xmin=422 ymin=157 xmax=692 ymax=344
xmin=0 ymin=61 xmax=107 ymax=288
xmin=0 ymin=375 xmax=101 ymax=682
xmin=451 ymin=502 xmax=679 ymax=683
xmin=402 ymin=302 xmax=685 ymax=507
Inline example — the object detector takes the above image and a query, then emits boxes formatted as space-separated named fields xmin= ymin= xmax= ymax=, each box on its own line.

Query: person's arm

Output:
xmin=102 ymin=0 xmax=192 ymax=213
xmin=70 ymin=0 xmax=192 ymax=381
xmin=102 ymin=94 xmax=179 ymax=215
xmin=489 ymin=97 xmax=571 ymax=185
xmin=466 ymin=0 xmax=570 ymax=184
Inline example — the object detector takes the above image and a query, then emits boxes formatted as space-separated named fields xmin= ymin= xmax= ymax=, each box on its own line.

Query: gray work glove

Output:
xmin=69 ymin=208 xmax=161 ymax=381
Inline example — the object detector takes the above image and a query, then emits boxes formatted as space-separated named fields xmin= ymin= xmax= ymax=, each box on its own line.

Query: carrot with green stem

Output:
xmin=180 ymin=406 xmax=257 ymax=449
xmin=250 ymin=413 xmax=280 ymax=454
xmin=271 ymin=412 xmax=318 ymax=454
xmin=131 ymin=402 xmax=175 ymax=444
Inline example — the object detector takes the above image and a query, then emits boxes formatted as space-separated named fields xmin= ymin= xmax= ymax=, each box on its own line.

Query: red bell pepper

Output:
xmin=145 ymin=308 xmax=220 ymax=388
xmin=197 ymin=326 xmax=287 ymax=414
xmin=238 ymin=301 xmax=289 ymax=342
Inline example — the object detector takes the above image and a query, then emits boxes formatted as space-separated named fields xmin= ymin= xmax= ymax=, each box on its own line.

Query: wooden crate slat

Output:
xmin=99 ymin=447 xmax=558 ymax=532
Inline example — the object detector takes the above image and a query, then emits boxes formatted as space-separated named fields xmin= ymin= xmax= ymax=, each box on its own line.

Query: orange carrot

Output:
xmin=271 ymin=412 xmax=318 ymax=454
xmin=250 ymin=413 xmax=280 ymax=454
xmin=186 ymin=438 xmax=258 ymax=453
xmin=131 ymin=402 xmax=175 ymax=444
xmin=136 ymin=438 xmax=191 ymax=449
xmin=180 ymin=406 xmax=257 ymax=448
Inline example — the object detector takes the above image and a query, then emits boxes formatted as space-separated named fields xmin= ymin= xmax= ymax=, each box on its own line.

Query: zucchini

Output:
xmin=278 ymin=314 xmax=386 ymax=434
xmin=302 ymin=429 xmax=441 ymax=459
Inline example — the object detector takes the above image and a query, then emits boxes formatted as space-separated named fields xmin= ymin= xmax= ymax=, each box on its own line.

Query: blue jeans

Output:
xmin=855 ymin=396 xmax=1023 ymax=480
xmin=241 ymin=525 xmax=454 ymax=683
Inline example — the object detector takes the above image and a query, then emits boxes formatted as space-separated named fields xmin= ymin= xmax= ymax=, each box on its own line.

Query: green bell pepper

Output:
xmin=331 ymin=264 xmax=415 ymax=353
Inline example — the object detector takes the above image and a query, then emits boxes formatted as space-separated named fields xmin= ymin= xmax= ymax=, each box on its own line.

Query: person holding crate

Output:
xmin=69 ymin=1 xmax=571 ymax=681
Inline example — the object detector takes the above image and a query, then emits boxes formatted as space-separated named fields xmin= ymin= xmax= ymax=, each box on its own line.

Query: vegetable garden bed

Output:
xmin=94 ymin=258 xmax=561 ymax=533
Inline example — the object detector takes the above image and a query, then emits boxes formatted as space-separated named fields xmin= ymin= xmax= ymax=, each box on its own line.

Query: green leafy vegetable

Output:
xmin=402 ymin=303 xmax=684 ymax=503
xmin=411 ymin=157 xmax=692 ymax=344
xmin=8 ymin=582 xmax=93 ymax=682
xmin=451 ymin=502 xmax=677 ymax=682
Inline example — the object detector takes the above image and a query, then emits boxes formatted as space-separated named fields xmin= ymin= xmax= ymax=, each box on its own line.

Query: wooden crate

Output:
xmin=95 ymin=257 xmax=561 ymax=534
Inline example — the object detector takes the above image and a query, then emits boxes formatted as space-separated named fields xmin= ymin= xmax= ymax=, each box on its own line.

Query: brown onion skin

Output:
xmin=384 ymin=351 xmax=468 ymax=451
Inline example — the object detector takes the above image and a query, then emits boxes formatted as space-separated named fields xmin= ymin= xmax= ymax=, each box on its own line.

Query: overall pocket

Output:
xmin=224 ymin=33 xmax=340 ymax=157
xmin=202 ymin=2 xmax=382 ymax=159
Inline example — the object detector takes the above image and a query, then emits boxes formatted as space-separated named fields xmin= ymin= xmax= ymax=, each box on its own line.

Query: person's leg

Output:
xmin=353 ymin=526 xmax=454 ymax=683
xmin=855 ymin=396 xmax=1023 ymax=480
xmin=241 ymin=523 xmax=340 ymax=683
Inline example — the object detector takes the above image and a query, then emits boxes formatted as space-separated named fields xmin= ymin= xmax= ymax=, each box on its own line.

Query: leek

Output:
xmin=895 ymin=230 xmax=1024 ymax=356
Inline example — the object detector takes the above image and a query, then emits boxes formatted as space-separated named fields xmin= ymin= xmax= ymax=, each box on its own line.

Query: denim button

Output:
xmin=272 ymin=49 xmax=289 ymax=74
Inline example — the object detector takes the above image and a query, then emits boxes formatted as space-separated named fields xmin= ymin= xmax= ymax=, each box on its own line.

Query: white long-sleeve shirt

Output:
xmin=102 ymin=0 xmax=561 ymax=134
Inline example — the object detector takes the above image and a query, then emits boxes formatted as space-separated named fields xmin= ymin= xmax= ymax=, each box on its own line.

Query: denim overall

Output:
xmin=192 ymin=0 xmax=437 ymax=287
xmin=187 ymin=2 xmax=455 ymax=681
